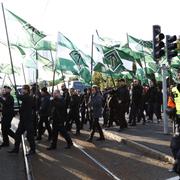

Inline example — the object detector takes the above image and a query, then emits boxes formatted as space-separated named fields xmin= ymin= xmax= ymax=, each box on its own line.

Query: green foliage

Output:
xmin=92 ymin=72 xmax=115 ymax=89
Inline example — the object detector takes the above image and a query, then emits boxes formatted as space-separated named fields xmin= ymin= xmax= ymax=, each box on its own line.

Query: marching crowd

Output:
xmin=0 ymin=78 xmax=165 ymax=155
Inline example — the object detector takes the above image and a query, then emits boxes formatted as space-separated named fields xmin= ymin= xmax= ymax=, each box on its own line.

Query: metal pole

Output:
xmin=22 ymin=63 xmax=27 ymax=84
xmin=1 ymin=3 xmax=20 ymax=107
xmin=1 ymin=3 xmax=17 ymax=89
xmin=1 ymin=74 xmax=6 ymax=88
xmin=162 ymin=64 xmax=168 ymax=134
xmin=50 ymin=50 xmax=56 ymax=95
xmin=90 ymin=35 xmax=94 ymax=88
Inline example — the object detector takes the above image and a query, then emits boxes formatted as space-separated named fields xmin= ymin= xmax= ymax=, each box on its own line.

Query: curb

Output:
xmin=103 ymin=129 xmax=175 ymax=164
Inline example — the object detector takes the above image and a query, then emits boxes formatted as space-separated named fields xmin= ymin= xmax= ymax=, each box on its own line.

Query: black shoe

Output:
xmin=96 ymin=137 xmax=105 ymax=141
xmin=27 ymin=149 xmax=36 ymax=155
xmin=0 ymin=143 xmax=9 ymax=148
xmin=8 ymin=149 xmax=19 ymax=154
xmin=47 ymin=146 xmax=56 ymax=150
xmin=65 ymin=142 xmax=73 ymax=149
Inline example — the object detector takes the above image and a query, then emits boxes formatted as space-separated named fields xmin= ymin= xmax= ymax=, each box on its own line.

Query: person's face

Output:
xmin=41 ymin=91 xmax=45 ymax=96
xmin=119 ymin=81 xmax=125 ymax=86
xmin=53 ymin=91 xmax=60 ymax=98
xmin=21 ymin=88 xmax=27 ymax=94
xmin=70 ymin=89 xmax=74 ymax=95
xmin=133 ymin=80 xmax=139 ymax=86
xmin=2 ymin=88 xmax=6 ymax=95
xmin=92 ymin=87 xmax=96 ymax=94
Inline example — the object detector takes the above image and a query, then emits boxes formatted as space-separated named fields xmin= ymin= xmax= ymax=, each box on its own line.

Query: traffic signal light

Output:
xmin=166 ymin=35 xmax=177 ymax=63
xmin=177 ymin=38 xmax=180 ymax=51
xmin=153 ymin=25 xmax=165 ymax=62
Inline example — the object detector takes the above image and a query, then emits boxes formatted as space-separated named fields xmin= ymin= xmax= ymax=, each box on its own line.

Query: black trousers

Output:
xmin=14 ymin=122 xmax=35 ymax=151
xmin=89 ymin=118 xmax=104 ymax=140
xmin=66 ymin=110 xmax=80 ymax=133
xmin=32 ymin=110 xmax=38 ymax=136
xmin=51 ymin=124 xmax=72 ymax=148
xmin=1 ymin=116 xmax=15 ymax=144
xmin=37 ymin=115 xmax=52 ymax=138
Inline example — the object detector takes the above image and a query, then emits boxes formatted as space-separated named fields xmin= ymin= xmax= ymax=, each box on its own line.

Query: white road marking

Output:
xmin=166 ymin=176 xmax=180 ymax=180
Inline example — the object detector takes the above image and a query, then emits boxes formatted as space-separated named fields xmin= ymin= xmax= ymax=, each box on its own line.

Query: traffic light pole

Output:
xmin=161 ymin=64 xmax=169 ymax=134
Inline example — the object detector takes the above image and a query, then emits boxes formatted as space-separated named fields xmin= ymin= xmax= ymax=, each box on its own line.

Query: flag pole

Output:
xmin=21 ymin=63 xmax=27 ymax=84
xmin=1 ymin=3 xmax=20 ymax=106
xmin=1 ymin=74 xmax=6 ymax=88
xmin=90 ymin=34 xmax=94 ymax=88
xmin=50 ymin=50 xmax=56 ymax=95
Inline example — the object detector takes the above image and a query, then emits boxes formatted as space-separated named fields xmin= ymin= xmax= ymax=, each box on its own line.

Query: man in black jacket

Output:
xmin=36 ymin=87 xmax=52 ymax=141
xmin=66 ymin=88 xmax=80 ymax=135
xmin=116 ymin=79 xmax=130 ymax=131
xmin=129 ymin=79 xmax=143 ymax=126
xmin=0 ymin=86 xmax=15 ymax=147
xmin=47 ymin=90 xmax=73 ymax=150
xmin=9 ymin=85 xmax=35 ymax=155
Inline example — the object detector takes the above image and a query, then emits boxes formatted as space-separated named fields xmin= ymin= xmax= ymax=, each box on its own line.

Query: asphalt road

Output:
xmin=30 ymin=129 xmax=176 ymax=180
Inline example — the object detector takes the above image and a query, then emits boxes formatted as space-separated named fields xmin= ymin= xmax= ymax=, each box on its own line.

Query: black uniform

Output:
xmin=67 ymin=94 xmax=80 ymax=134
xmin=129 ymin=85 xmax=143 ymax=126
xmin=0 ymin=93 xmax=15 ymax=146
xmin=48 ymin=97 xmax=73 ymax=149
xmin=37 ymin=93 xmax=52 ymax=140
xmin=116 ymin=85 xmax=130 ymax=130
xmin=11 ymin=94 xmax=35 ymax=153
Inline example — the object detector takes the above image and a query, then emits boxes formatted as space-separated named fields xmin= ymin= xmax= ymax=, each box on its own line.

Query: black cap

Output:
xmin=4 ymin=86 xmax=11 ymax=90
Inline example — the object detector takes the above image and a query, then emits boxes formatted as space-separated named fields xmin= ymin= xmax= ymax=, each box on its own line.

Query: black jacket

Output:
xmin=17 ymin=94 xmax=33 ymax=123
xmin=51 ymin=97 xmax=66 ymax=126
xmin=0 ymin=93 xmax=14 ymax=117
xmin=39 ymin=94 xmax=51 ymax=116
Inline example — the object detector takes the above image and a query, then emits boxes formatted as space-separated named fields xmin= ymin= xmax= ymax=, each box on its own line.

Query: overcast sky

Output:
xmin=0 ymin=0 xmax=179 ymax=84
xmin=1 ymin=0 xmax=179 ymax=51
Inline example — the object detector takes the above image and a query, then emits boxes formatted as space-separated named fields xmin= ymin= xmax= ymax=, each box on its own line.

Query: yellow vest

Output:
xmin=172 ymin=87 xmax=180 ymax=114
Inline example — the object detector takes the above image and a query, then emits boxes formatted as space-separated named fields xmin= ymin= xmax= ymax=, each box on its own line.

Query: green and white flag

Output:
xmin=57 ymin=32 xmax=77 ymax=50
xmin=103 ymin=49 xmax=123 ymax=70
xmin=56 ymin=57 xmax=79 ymax=75
xmin=79 ymin=67 xmax=91 ymax=84
xmin=128 ymin=35 xmax=152 ymax=49
xmin=6 ymin=9 xmax=46 ymax=47
xmin=69 ymin=50 xmax=88 ymax=67
xmin=35 ymin=39 xmax=56 ymax=51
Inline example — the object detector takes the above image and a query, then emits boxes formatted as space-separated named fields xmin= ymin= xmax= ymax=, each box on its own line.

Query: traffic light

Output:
xmin=166 ymin=35 xmax=177 ymax=63
xmin=177 ymin=38 xmax=180 ymax=51
xmin=153 ymin=25 xmax=165 ymax=62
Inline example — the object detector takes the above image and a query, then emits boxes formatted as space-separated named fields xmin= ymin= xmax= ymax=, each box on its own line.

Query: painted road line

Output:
xmin=166 ymin=176 xmax=180 ymax=180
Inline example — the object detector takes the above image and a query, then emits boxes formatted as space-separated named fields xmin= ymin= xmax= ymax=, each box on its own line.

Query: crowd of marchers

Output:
xmin=0 ymin=78 xmax=165 ymax=155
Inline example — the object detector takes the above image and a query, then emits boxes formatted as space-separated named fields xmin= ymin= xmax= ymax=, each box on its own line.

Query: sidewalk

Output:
xmin=102 ymin=120 xmax=174 ymax=163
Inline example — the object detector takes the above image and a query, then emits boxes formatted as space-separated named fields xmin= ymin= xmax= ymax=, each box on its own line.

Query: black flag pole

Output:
xmin=22 ymin=63 xmax=27 ymax=84
xmin=1 ymin=3 xmax=20 ymax=106
xmin=90 ymin=34 xmax=94 ymax=88
xmin=50 ymin=50 xmax=56 ymax=95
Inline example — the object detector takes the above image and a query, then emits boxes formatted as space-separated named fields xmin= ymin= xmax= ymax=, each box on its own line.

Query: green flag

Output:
xmin=93 ymin=62 xmax=108 ymax=73
xmin=57 ymin=32 xmax=77 ymax=50
xmin=0 ymin=64 xmax=20 ymax=75
xmin=69 ymin=50 xmax=88 ymax=67
xmin=128 ymin=35 xmax=152 ymax=49
xmin=103 ymin=49 xmax=123 ymax=70
xmin=56 ymin=57 xmax=79 ymax=75
xmin=7 ymin=9 xmax=46 ymax=47
xmin=35 ymin=39 xmax=56 ymax=51
xmin=79 ymin=67 xmax=91 ymax=84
